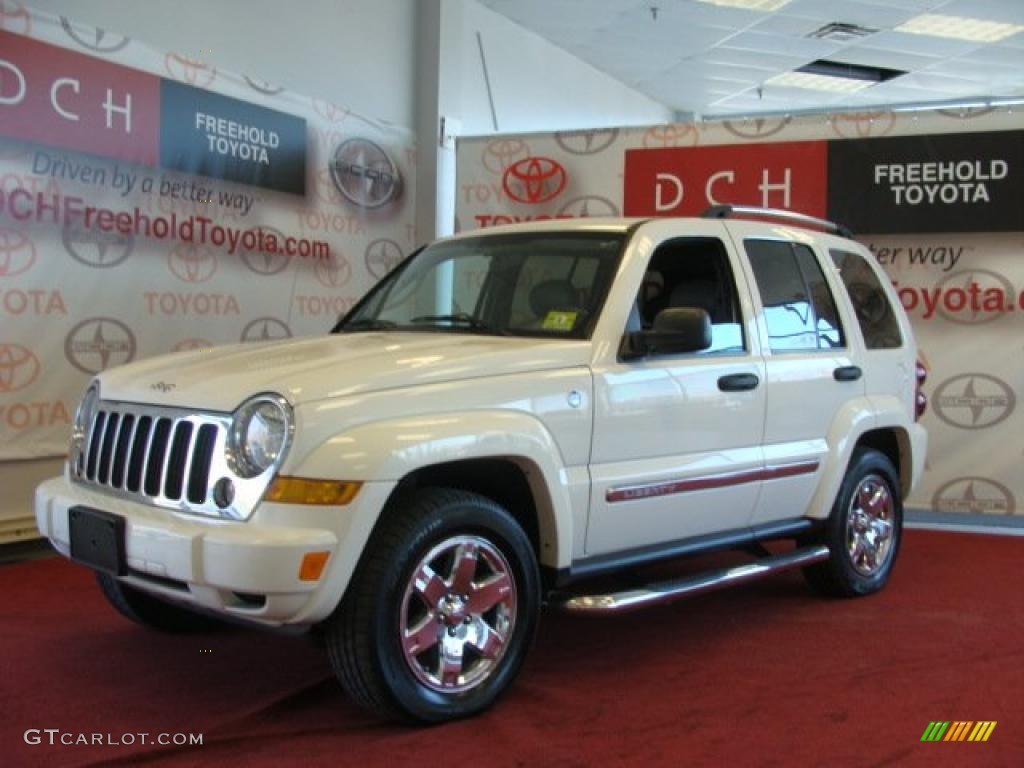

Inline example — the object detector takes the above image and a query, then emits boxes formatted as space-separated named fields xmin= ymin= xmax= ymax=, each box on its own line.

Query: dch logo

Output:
xmin=932 ymin=477 xmax=1014 ymax=516
xmin=62 ymin=225 xmax=133 ymax=269
xmin=558 ymin=195 xmax=620 ymax=218
xmin=364 ymin=239 xmax=403 ymax=280
xmin=64 ymin=318 xmax=136 ymax=374
xmin=0 ymin=342 xmax=39 ymax=392
xmin=315 ymin=252 xmax=352 ymax=289
xmin=723 ymin=117 xmax=792 ymax=139
xmin=164 ymin=53 xmax=217 ymax=88
xmin=0 ymin=1 xmax=31 ymax=34
xmin=933 ymin=374 xmax=1015 ymax=430
xmin=243 ymin=75 xmax=284 ymax=95
xmin=0 ymin=227 xmax=35 ymax=278
xmin=330 ymin=138 xmax=403 ymax=209
xmin=642 ymin=124 xmax=699 ymax=148
xmin=555 ymin=129 xmax=618 ymax=156
xmin=240 ymin=317 xmax=292 ymax=342
xmin=239 ymin=227 xmax=291 ymax=275
xmin=59 ymin=16 xmax=131 ymax=52
xmin=502 ymin=157 xmax=568 ymax=205
xmin=481 ymin=138 xmax=531 ymax=175
xmin=168 ymin=244 xmax=217 ymax=284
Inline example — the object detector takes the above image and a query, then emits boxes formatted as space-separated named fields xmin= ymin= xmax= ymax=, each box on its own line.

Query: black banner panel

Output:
xmin=827 ymin=130 xmax=1024 ymax=234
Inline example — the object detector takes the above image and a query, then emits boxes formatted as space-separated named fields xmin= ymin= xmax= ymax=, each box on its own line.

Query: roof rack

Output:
xmin=701 ymin=205 xmax=854 ymax=239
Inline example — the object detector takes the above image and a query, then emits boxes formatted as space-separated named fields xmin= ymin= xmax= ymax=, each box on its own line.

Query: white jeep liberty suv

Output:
xmin=36 ymin=205 xmax=927 ymax=722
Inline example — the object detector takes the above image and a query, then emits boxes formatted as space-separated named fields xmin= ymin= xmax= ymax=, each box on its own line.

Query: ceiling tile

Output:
xmin=723 ymin=30 xmax=843 ymax=59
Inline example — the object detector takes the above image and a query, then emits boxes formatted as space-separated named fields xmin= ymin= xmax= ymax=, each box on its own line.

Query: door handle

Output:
xmin=833 ymin=365 xmax=862 ymax=382
xmin=718 ymin=373 xmax=759 ymax=392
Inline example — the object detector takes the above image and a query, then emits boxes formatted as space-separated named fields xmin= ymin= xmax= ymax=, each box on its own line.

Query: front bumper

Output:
xmin=35 ymin=473 xmax=395 ymax=626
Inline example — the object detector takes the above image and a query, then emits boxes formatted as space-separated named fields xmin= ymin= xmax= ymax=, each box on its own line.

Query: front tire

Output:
xmin=803 ymin=448 xmax=902 ymax=597
xmin=324 ymin=488 xmax=541 ymax=722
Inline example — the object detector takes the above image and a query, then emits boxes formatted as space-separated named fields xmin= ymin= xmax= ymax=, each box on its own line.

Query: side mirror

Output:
xmin=622 ymin=307 xmax=712 ymax=359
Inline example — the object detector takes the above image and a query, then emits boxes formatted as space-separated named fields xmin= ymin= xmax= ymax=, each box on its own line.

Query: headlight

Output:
xmin=227 ymin=394 xmax=293 ymax=478
xmin=71 ymin=383 xmax=99 ymax=450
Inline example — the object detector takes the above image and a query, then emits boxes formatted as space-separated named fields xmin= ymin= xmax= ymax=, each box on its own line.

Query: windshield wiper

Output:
xmin=409 ymin=313 xmax=501 ymax=334
xmin=340 ymin=318 xmax=398 ymax=332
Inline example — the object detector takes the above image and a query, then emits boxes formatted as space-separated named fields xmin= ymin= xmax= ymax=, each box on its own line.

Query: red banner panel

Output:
xmin=623 ymin=141 xmax=828 ymax=218
xmin=0 ymin=30 xmax=161 ymax=165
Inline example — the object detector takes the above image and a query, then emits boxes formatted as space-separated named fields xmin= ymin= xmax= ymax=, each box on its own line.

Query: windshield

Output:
xmin=335 ymin=232 xmax=626 ymax=339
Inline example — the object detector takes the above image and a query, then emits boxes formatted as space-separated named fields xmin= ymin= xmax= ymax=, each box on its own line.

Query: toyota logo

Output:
xmin=932 ymin=374 xmax=1015 ymax=430
xmin=239 ymin=226 xmax=292 ymax=276
xmin=0 ymin=227 xmax=35 ymax=278
xmin=829 ymin=111 xmax=896 ymax=139
xmin=243 ymin=75 xmax=284 ymax=95
xmin=329 ymin=138 xmax=403 ymax=209
xmin=62 ymin=225 xmax=133 ymax=269
xmin=240 ymin=317 xmax=292 ymax=343
xmin=723 ymin=117 xmax=792 ymax=139
xmin=937 ymin=106 xmax=996 ymax=120
xmin=164 ymin=53 xmax=217 ymax=87
xmin=932 ymin=477 xmax=1014 ymax=516
xmin=642 ymin=124 xmax=699 ymax=148
xmin=0 ymin=1 xmax=31 ymax=34
xmin=312 ymin=99 xmax=349 ymax=124
xmin=502 ymin=157 xmax=568 ymax=205
xmin=558 ymin=195 xmax=620 ymax=218
xmin=315 ymin=252 xmax=352 ymax=289
xmin=64 ymin=318 xmax=136 ymax=374
xmin=555 ymin=129 xmax=618 ymax=156
xmin=364 ymin=239 xmax=403 ymax=280
xmin=59 ymin=16 xmax=130 ymax=52
xmin=481 ymin=138 xmax=530 ymax=175
xmin=0 ymin=342 xmax=40 ymax=392
xmin=936 ymin=269 xmax=1015 ymax=326
xmin=167 ymin=244 xmax=218 ymax=284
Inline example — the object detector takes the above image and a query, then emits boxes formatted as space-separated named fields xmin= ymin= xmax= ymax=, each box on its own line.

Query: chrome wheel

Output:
xmin=400 ymin=535 xmax=517 ymax=694
xmin=845 ymin=474 xmax=895 ymax=577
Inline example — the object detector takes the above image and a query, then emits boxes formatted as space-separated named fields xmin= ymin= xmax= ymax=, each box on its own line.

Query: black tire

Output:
xmin=323 ymin=488 xmax=541 ymax=723
xmin=96 ymin=572 xmax=219 ymax=632
xmin=802 ymin=448 xmax=902 ymax=597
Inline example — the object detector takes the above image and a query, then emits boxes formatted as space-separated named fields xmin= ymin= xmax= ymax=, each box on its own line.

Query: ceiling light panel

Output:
xmin=896 ymin=14 xmax=1024 ymax=42
xmin=765 ymin=71 xmax=875 ymax=92
xmin=693 ymin=0 xmax=792 ymax=11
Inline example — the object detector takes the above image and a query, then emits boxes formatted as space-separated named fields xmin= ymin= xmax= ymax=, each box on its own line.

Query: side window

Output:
xmin=632 ymin=237 xmax=745 ymax=355
xmin=745 ymin=239 xmax=844 ymax=352
xmin=830 ymin=249 xmax=903 ymax=349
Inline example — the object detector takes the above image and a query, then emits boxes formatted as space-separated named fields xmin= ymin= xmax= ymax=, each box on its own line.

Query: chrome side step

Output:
xmin=558 ymin=545 xmax=830 ymax=615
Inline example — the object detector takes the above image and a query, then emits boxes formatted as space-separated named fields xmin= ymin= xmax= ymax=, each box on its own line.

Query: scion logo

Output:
xmin=243 ymin=75 xmax=284 ymax=95
xmin=558 ymin=195 xmax=620 ymax=218
xmin=239 ymin=226 xmax=291 ymax=275
xmin=502 ymin=157 xmax=568 ymax=205
xmin=829 ymin=111 xmax=896 ymax=139
xmin=555 ymin=129 xmax=619 ymax=156
xmin=723 ymin=116 xmax=792 ymax=139
xmin=933 ymin=374 xmax=1015 ymax=430
xmin=315 ymin=252 xmax=352 ymax=289
xmin=167 ymin=244 xmax=217 ymax=284
xmin=241 ymin=317 xmax=292 ymax=343
xmin=62 ymin=225 xmax=133 ymax=269
xmin=937 ymin=269 xmax=1015 ymax=325
xmin=164 ymin=53 xmax=217 ymax=88
xmin=0 ymin=227 xmax=35 ymax=278
xmin=64 ymin=318 xmax=136 ymax=374
xmin=642 ymin=124 xmax=698 ymax=148
xmin=330 ymin=138 xmax=403 ymax=209
xmin=932 ymin=477 xmax=1014 ymax=516
xmin=481 ymin=138 xmax=531 ymax=175
xmin=172 ymin=338 xmax=213 ymax=352
xmin=59 ymin=16 xmax=131 ymax=52
xmin=0 ymin=343 xmax=39 ymax=392
xmin=365 ymin=239 xmax=403 ymax=280
xmin=0 ymin=1 xmax=31 ymax=34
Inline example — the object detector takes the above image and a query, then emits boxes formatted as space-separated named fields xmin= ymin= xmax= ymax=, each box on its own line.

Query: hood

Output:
xmin=95 ymin=332 xmax=592 ymax=411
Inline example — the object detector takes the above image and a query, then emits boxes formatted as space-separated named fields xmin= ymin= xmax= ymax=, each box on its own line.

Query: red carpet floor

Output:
xmin=1 ymin=529 xmax=1021 ymax=768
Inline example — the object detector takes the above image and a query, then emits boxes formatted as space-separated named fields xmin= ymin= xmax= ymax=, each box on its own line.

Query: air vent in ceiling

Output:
xmin=808 ymin=22 xmax=877 ymax=43
xmin=799 ymin=59 xmax=906 ymax=84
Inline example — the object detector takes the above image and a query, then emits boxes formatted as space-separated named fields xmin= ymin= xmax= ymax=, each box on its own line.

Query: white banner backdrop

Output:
xmin=455 ymin=110 xmax=1024 ymax=517
xmin=0 ymin=8 xmax=415 ymax=459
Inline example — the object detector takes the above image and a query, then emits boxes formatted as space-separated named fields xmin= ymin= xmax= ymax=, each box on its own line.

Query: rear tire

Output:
xmin=803 ymin=448 xmax=902 ymax=597
xmin=323 ymin=488 xmax=540 ymax=723
xmin=96 ymin=572 xmax=219 ymax=632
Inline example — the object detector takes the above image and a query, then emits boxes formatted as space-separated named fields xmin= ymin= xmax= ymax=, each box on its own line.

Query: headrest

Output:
xmin=529 ymin=280 xmax=578 ymax=317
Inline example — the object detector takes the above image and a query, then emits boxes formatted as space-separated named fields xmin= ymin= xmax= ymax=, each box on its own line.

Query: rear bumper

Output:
xmin=907 ymin=422 xmax=928 ymax=497
xmin=34 ymin=473 xmax=395 ymax=626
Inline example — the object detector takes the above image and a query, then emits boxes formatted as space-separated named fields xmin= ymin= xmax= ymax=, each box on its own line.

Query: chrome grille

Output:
xmin=72 ymin=402 xmax=235 ymax=517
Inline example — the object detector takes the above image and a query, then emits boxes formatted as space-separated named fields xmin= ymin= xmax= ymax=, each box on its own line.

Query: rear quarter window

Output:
xmin=829 ymin=249 xmax=903 ymax=349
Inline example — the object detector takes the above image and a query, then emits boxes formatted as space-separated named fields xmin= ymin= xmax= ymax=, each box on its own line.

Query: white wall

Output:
xmin=24 ymin=0 xmax=418 ymax=128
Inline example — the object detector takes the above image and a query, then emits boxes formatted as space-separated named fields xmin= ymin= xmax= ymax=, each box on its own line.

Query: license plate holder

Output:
xmin=69 ymin=506 xmax=126 ymax=575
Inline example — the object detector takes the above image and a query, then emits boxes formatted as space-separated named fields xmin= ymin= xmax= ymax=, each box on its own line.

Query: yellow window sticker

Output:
xmin=543 ymin=311 xmax=577 ymax=331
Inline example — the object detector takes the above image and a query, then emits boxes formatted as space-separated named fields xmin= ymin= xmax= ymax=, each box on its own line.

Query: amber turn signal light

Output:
xmin=265 ymin=476 xmax=362 ymax=505
xmin=298 ymin=551 xmax=330 ymax=582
